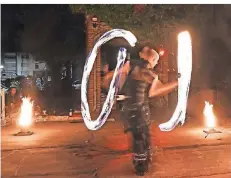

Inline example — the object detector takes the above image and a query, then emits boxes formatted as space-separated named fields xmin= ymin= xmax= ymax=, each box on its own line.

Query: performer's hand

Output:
xmin=119 ymin=61 xmax=130 ymax=74
xmin=102 ymin=61 xmax=130 ymax=89
xmin=174 ymin=80 xmax=179 ymax=91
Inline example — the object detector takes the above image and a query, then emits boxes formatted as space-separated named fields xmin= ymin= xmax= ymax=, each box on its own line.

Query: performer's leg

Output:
xmin=141 ymin=105 xmax=152 ymax=163
xmin=143 ymin=125 xmax=152 ymax=163
xmin=131 ymin=126 xmax=149 ymax=175
xmin=123 ymin=107 xmax=150 ymax=175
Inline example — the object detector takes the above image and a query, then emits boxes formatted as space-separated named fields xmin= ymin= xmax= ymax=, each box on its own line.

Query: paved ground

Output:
xmin=1 ymin=116 xmax=231 ymax=178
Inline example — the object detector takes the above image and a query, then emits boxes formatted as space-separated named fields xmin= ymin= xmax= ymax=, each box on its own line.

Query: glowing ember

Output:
xmin=18 ymin=98 xmax=33 ymax=128
xmin=203 ymin=101 xmax=216 ymax=129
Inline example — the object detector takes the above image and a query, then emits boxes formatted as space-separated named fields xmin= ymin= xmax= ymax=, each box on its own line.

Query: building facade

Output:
xmin=1 ymin=52 xmax=47 ymax=80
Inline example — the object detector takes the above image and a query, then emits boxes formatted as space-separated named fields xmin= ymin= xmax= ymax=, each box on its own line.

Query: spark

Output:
xmin=81 ymin=29 xmax=137 ymax=130
xmin=159 ymin=31 xmax=192 ymax=131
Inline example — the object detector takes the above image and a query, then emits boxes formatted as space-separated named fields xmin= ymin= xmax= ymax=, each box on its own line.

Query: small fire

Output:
xmin=203 ymin=101 xmax=216 ymax=129
xmin=18 ymin=98 xmax=33 ymax=128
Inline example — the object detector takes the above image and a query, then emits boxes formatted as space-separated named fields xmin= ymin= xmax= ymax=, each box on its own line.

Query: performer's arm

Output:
xmin=148 ymin=76 xmax=178 ymax=98
xmin=102 ymin=61 xmax=131 ymax=90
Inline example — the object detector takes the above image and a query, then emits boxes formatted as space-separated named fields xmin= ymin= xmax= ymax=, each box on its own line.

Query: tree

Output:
xmin=71 ymin=5 xmax=205 ymax=46
xmin=1 ymin=5 xmax=23 ymax=52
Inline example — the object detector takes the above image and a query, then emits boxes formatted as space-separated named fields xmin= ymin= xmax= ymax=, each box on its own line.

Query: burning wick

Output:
xmin=14 ymin=98 xmax=34 ymax=136
xmin=203 ymin=101 xmax=221 ymax=138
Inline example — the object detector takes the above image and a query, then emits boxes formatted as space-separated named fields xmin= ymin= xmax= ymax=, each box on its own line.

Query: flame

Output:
xmin=203 ymin=101 xmax=216 ymax=129
xmin=18 ymin=98 xmax=33 ymax=128
xmin=159 ymin=31 xmax=192 ymax=131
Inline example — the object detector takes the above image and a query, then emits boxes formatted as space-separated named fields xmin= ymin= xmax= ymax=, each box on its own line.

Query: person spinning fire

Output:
xmin=102 ymin=43 xmax=179 ymax=176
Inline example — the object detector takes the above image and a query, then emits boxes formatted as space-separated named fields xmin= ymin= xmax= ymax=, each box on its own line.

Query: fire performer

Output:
xmin=102 ymin=43 xmax=179 ymax=175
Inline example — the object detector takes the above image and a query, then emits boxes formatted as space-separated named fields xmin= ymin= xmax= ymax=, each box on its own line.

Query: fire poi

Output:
xmin=81 ymin=29 xmax=192 ymax=131
xmin=81 ymin=29 xmax=137 ymax=130
xmin=159 ymin=31 xmax=192 ymax=131
xmin=14 ymin=97 xmax=34 ymax=136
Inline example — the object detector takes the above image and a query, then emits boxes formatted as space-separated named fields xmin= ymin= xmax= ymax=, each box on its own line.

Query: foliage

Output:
xmin=71 ymin=5 xmax=205 ymax=45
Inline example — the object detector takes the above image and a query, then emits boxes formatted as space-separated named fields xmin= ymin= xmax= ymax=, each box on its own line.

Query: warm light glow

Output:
xmin=92 ymin=17 xmax=98 ymax=22
xmin=203 ymin=101 xmax=216 ymax=129
xmin=18 ymin=98 xmax=33 ymax=128
xmin=159 ymin=50 xmax=165 ymax=56
xmin=159 ymin=31 xmax=192 ymax=131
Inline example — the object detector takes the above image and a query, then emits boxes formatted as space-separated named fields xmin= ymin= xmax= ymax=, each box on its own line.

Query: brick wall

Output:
xmin=85 ymin=16 xmax=112 ymax=113
xmin=86 ymin=15 xmax=96 ymax=112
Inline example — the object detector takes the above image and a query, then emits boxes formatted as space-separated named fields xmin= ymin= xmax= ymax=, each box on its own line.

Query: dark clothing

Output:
xmin=120 ymin=62 xmax=155 ymax=174
xmin=126 ymin=80 xmax=150 ymax=105
xmin=6 ymin=93 xmax=21 ymax=107
xmin=5 ymin=93 xmax=21 ymax=116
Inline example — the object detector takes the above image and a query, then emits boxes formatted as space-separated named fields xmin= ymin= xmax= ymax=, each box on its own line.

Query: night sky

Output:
xmin=1 ymin=5 xmax=85 ymax=62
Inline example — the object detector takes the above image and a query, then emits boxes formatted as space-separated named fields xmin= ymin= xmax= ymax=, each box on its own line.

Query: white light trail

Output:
xmin=81 ymin=29 xmax=137 ymax=130
xmin=159 ymin=31 xmax=192 ymax=131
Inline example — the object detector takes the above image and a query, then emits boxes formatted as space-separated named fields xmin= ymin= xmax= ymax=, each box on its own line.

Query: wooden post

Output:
xmin=1 ymin=88 xmax=6 ymax=126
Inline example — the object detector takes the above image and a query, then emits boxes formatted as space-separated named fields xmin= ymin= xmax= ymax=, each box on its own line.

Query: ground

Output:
xmin=1 ymin=114 xmax=231 ymax=178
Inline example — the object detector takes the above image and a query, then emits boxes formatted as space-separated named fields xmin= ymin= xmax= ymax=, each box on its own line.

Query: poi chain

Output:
xmin=81 ymin=29 xmax=137 ymax=130
xmin=159 ymin=31 xmax=192 ymax=131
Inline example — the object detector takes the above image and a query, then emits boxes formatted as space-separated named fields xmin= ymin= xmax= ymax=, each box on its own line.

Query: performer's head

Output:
xmin=9 ymin=87 xmax=17 ymax=96
xmin=138 ymin=42 xmax=159 ymax=68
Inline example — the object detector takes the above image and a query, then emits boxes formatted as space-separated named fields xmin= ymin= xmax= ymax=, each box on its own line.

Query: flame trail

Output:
xmin=81 ymin=29 xmax=137 ymax=130
xmin=159 ymin=31 xmax=192 ymax=131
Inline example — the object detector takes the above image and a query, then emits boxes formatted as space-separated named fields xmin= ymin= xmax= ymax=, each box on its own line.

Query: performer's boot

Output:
xmin=132 ymin=138 xmax=149 ymax=176
xmin=132 ymin=153 xmax=149 ymax=176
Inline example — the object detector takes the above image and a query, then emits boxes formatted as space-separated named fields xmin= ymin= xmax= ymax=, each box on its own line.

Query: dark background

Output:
xmin=2 ymin=5 xmax=231 ymax=116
